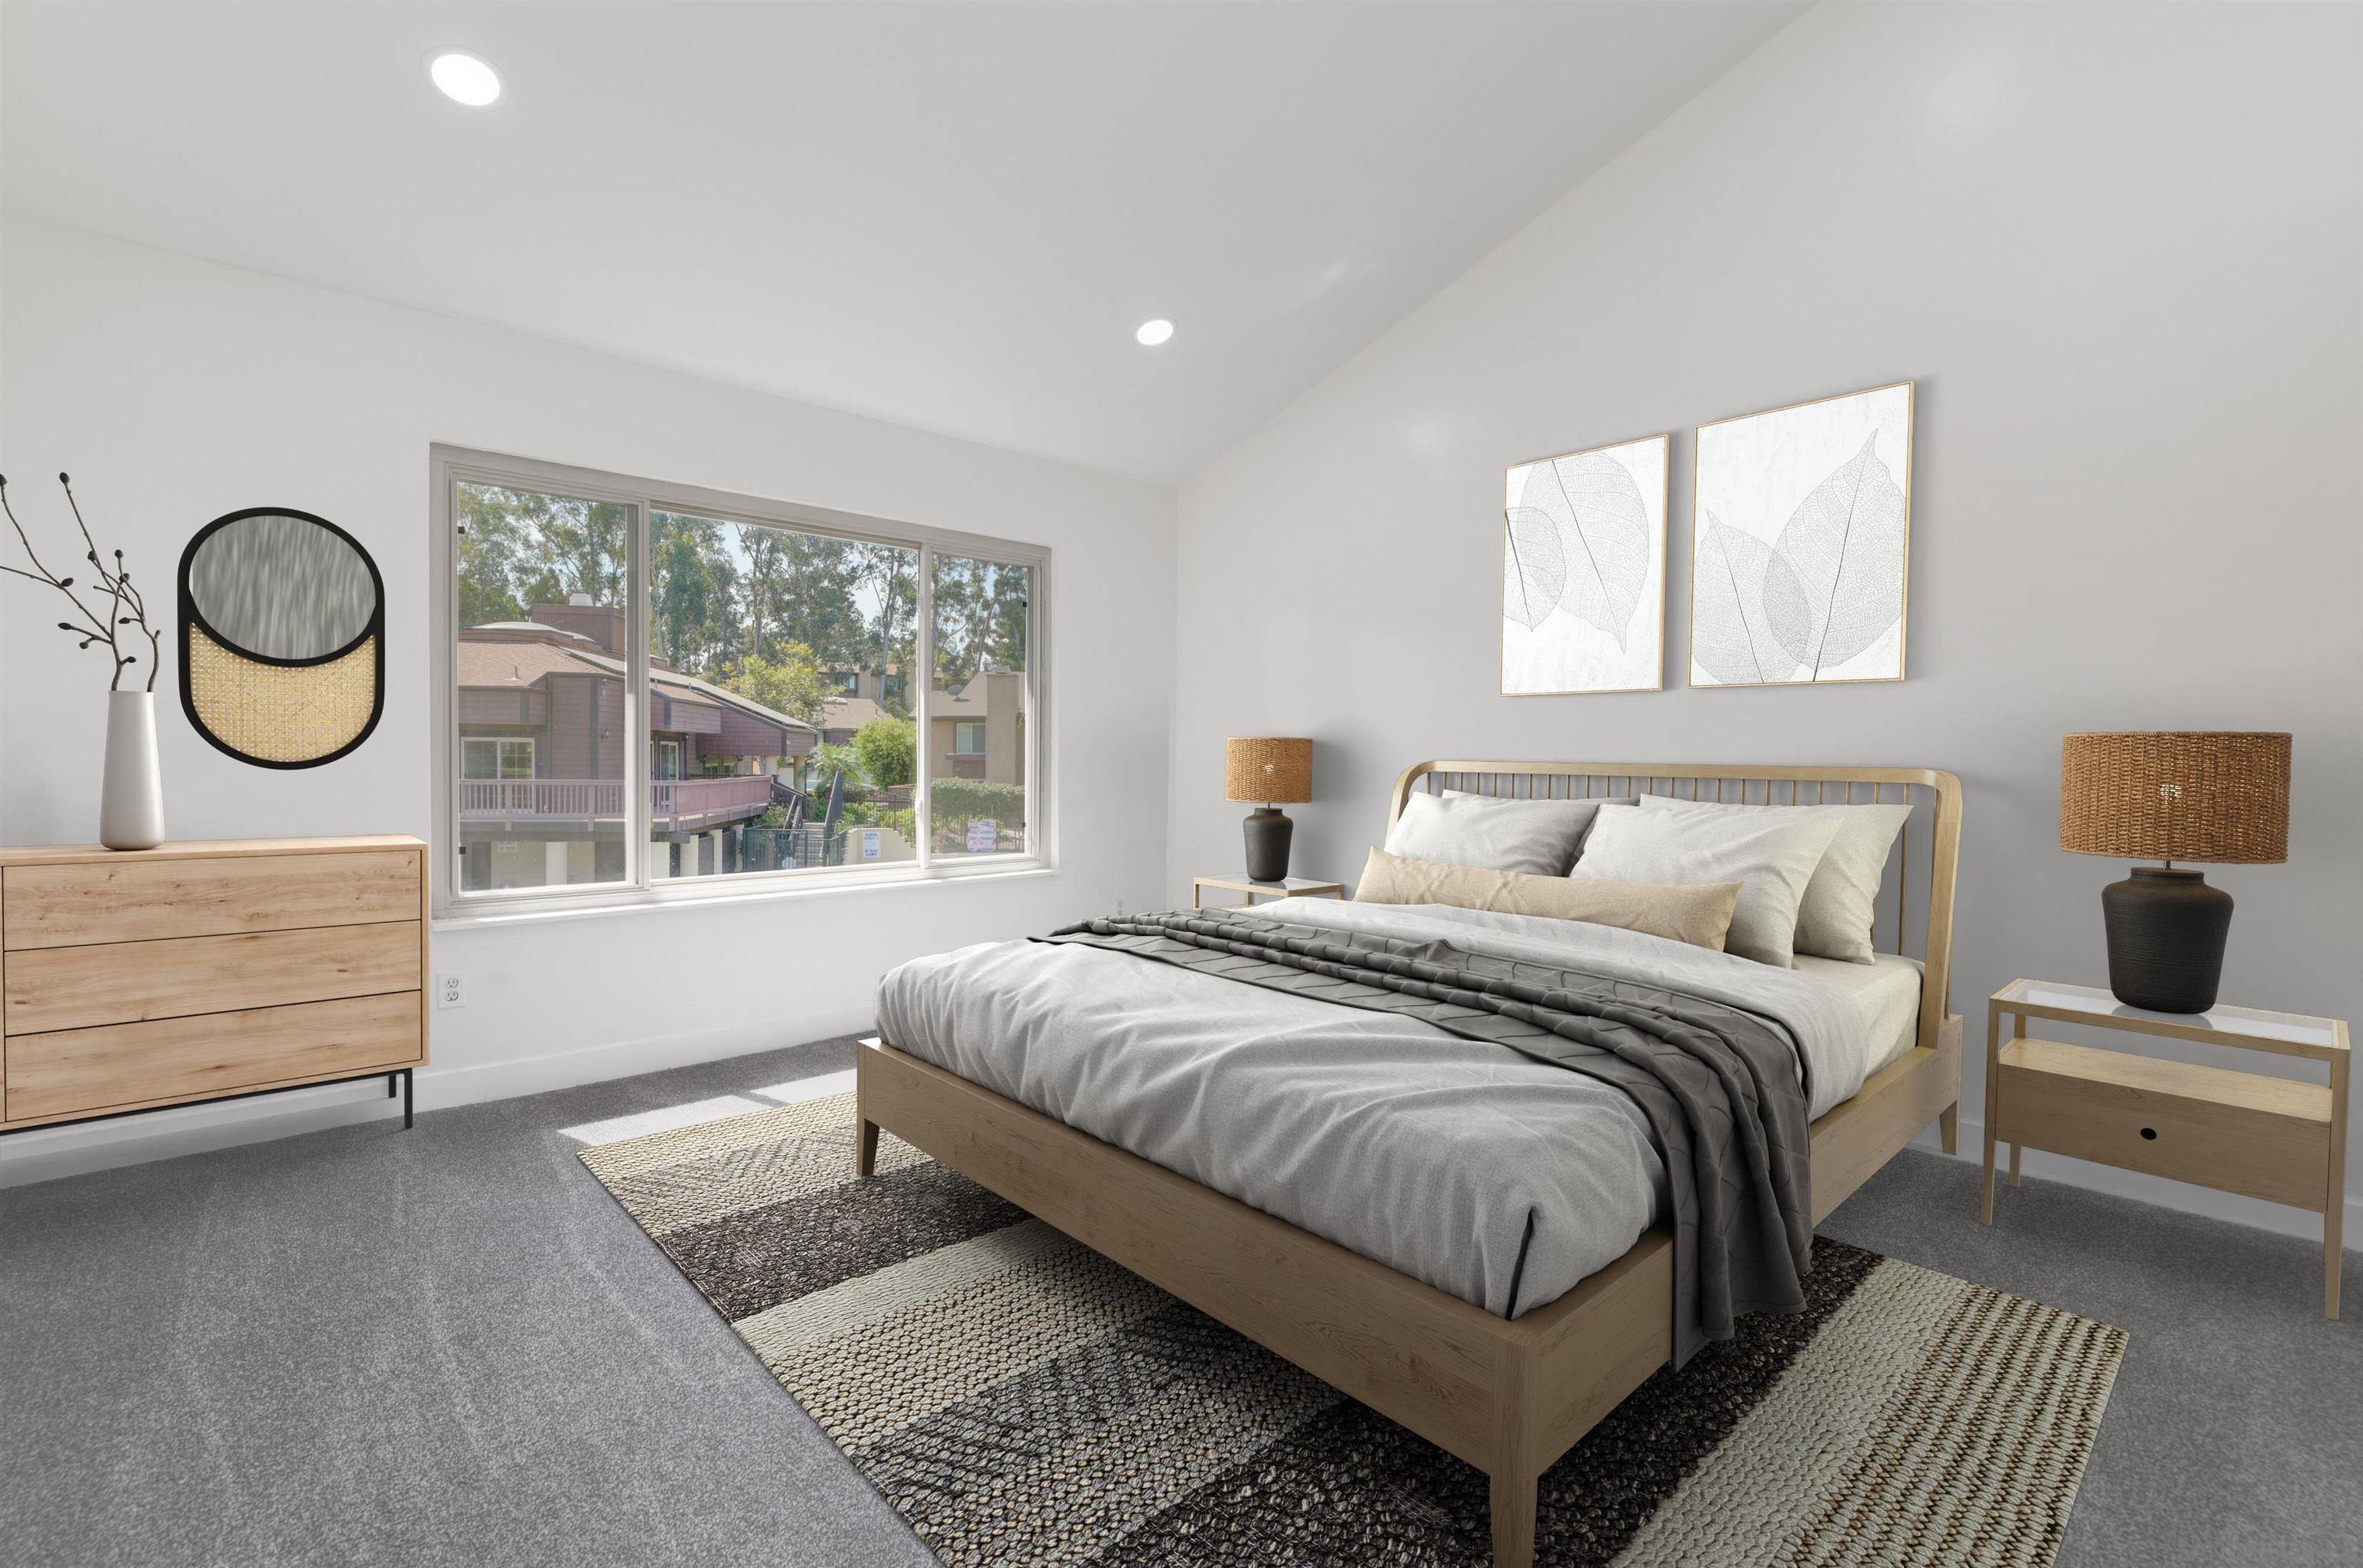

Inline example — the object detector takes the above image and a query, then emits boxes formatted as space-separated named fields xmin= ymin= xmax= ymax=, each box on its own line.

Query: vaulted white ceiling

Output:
xmin=2 ymin=2 xmax=1804 ymax=484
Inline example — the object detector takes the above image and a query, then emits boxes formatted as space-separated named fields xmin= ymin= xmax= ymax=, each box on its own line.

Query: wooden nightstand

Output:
xmin=1191 ymin=874 xmax=1345 ymax=910
xmin=1985 ymin=977 xmax=2350 ymax=1317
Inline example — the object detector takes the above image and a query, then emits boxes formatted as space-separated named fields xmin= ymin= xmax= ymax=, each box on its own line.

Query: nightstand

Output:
xmin=1985 ymin=977 xmax=2350 ymax=1317
xmin=1191 ymin=874 xmax=1345 ymax=910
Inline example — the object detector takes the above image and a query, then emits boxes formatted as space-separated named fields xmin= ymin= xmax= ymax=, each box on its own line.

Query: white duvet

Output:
xmin=875 ymin=897 xmax=1918 ymax=1319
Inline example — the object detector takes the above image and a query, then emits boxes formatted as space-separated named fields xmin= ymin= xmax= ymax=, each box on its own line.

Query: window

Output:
xmin=436 ymin=448 xmax=1045 ymax=912
xmin=450 ymin=481 xmax=631 ymax=894
xmin=930 ymin=552 xmax=1032 ymax=859
xmin=462 ymin=737 xmax=535 ymax=780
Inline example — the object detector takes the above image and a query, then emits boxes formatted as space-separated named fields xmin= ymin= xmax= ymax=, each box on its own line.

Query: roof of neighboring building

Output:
xmin=465 ymin=621 xmax=598 ymax=642
xmin=822 ymin=696 xmax=895 ymax=737
xmin=456 ymin=625 xmax=818 ymax=737
xmin=455 ymin=638 xmax=612 ymax=690
xmin=929 ymin=671 xmax=1018 ymax=719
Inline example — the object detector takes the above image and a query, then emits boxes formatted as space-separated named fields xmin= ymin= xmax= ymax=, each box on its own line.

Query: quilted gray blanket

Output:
xmin=1044 ymin=909 xmax=1814 ymax=1365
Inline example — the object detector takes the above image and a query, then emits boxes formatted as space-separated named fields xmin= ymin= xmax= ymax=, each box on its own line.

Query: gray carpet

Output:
xmin=2 ymin=1034 xmax=2355 ymax=1567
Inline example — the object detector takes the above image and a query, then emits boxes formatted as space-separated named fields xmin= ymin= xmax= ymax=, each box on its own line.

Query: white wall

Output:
xmin=1172 ymin=4 xmax=2363 ymax=1232
xmin=0 ymin=220 xmax=1175 ymax=1180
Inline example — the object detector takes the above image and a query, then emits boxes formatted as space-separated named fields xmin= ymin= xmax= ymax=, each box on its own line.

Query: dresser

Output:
xmin=0 ymin=837 xmax=429 ymax=1134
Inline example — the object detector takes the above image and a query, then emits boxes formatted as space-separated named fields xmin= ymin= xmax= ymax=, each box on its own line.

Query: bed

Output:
xmin=858 ymin=761 xmax=1962 ymax=1567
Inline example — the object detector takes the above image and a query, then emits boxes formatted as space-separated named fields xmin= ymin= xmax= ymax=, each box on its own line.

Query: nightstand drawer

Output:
xmin=1996 ymin=1037 xmax=2331 ymax=1210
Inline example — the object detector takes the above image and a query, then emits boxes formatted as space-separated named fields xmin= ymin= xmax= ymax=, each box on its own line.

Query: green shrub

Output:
xmin=854 ymin=717 xmax=918 ymax=789
xmin=932 ymin=777 xmax=1025 ymax=829
xmin=838 ymin=801 xmax=915 ymax=839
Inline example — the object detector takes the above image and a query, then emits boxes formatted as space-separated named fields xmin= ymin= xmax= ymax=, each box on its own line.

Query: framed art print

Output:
xmin=1690 ymin=381 xmax=1914 ymax=687
xmin=1501 ymin=431 xmax=1668 ymax=695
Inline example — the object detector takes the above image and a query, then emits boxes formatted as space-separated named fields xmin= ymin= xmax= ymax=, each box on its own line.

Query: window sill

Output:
xmin=432 ymin=857 xmax=1057 ymax=932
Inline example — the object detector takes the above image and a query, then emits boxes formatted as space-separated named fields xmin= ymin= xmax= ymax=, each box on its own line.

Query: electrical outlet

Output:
xmin=435 ymin=972 xmax=465 ymax=1010
xmin=1114 ymin=895 xmax=1127 ymax=917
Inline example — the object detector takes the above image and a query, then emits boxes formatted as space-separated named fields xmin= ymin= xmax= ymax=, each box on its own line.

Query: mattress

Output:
xmin=876 ymin=898 xmax=1910 ymax=1320
xmin=1792 ymin=950 xmax=1925 ymax=1076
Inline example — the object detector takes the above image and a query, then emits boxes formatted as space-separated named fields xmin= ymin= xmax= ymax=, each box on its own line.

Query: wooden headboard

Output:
xmin=1388 ymin=760 xmax=1964 ymax=1054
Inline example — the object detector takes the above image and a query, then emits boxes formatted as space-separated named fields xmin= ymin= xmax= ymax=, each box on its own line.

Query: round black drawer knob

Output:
xmin=2139 ymin=1127 xmax=2158 ymax=1140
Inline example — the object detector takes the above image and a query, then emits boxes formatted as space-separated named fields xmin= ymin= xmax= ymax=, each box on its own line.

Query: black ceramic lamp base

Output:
xmin=2101 ymin=866 xmax=2233 ymax=1014
xmin=1242 ymin=806 xmax=1295 ymax=884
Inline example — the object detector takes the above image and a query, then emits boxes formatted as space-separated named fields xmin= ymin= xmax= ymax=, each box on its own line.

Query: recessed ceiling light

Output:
xmin=1135 ymin=318 xmax=1175 ymax=347
xmin=428 ymin=51 xmax=502 ymax=108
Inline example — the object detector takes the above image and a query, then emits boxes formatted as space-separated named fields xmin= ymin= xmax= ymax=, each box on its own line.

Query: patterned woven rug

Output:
xmin=579 ymin=1087 xmax=2126 ymax=1567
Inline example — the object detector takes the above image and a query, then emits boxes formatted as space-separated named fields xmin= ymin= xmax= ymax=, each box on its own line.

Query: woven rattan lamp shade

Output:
xmin=1225 ymin=737 xmax=1312 ymax=804
xmin=2061 ymin=731 xmax=2291 ymax=864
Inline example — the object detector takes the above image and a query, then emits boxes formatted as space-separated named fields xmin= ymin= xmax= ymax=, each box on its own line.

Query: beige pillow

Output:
xmin=1354 ymin=847 xmax=1740 ymax=952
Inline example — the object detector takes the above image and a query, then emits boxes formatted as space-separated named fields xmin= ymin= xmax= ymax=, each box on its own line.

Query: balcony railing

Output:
xmin=460 ymin=774 xmax=777 ymax=829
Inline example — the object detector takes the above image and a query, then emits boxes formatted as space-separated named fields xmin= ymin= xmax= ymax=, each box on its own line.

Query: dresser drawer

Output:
xmin=1995 ymin=1037 xmax=2331 ymax=1209
xmin=3 ymin=851 xmax=421 ymax=950
xmin=4 ymin=922 xmax=421 ymax=1035
xmin=5 ymin=990 xmax=422 ymax=1124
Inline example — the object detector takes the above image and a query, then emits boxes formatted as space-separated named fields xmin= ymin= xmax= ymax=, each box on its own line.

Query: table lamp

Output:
xmin=1225 ymin=737 xmax=1311 ymax=884
xmin=2060 ymin=731 xmax=2291 ymax=1013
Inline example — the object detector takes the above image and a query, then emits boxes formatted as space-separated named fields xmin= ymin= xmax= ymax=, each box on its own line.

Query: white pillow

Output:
xmin=1571 ymin=804 xmax=1845 ymax=967
xmin=1385 ymin=791 xmax=1617 ymax=877
xmin=1632 ymin=795 xmax=1911 ymax=964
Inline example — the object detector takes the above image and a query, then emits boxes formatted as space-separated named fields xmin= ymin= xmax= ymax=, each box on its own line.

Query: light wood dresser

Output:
xmin=0 ymin=836 xmax=429 ymax=1136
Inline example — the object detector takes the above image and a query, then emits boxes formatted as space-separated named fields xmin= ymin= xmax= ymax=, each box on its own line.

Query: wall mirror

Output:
xmin=178 ymin=508 xmax=385 ymax=767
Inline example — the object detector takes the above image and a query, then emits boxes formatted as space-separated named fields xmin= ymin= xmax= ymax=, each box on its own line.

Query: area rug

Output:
xmin=579 ymin=1088 xmax=2126 ymax=1567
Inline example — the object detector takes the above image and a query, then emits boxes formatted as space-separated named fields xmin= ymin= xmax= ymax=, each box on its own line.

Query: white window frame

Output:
xmin=461 ymin=737 xmax=535 ymax=781
xmin=952 ymin=721 xmax=987 ymax=756
xmin=431 ymin=444 xmax=1051 ymax=920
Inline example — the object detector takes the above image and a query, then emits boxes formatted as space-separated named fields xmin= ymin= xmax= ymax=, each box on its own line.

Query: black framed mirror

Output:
xmin=178 ymin=508 xmax=385 ymax=767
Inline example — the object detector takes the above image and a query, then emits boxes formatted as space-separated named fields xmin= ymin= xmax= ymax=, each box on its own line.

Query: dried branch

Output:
xmin=0 ymin=474 xmax=161 ymax=691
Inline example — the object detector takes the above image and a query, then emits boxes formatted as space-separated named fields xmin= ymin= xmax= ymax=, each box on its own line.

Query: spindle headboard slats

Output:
xmin=1387 ymin=761 xmax=1963 ymax=1057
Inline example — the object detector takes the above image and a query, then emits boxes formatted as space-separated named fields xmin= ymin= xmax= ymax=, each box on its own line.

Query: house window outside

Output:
xmin=462 ymin=737 xmax=535 ymax=780
xmin=439 ymin=448 xmax=1043 ymax=913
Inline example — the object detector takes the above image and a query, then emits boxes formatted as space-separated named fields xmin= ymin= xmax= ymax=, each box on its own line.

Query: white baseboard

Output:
xmin=417 ymin=1005 xmax=876 ymax=1112
xmin=0 ymin=1007 xmax=875 ymax=1190
xmin=1911 ymin=1114 xmax=2363 ymax=1253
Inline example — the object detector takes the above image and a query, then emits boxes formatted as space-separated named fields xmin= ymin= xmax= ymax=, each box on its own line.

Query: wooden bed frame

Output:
xmin=858 ymin=761 xmax=1962 ymax=1567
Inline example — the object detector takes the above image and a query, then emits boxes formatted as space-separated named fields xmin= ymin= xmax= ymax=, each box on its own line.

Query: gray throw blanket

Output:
xmin=1043 ymin=910 xmax=1814 ymax=1366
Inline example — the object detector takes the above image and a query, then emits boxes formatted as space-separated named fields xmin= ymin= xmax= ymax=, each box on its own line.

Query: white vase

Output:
xmin=100 ymin=690 xmax=166 ymax=851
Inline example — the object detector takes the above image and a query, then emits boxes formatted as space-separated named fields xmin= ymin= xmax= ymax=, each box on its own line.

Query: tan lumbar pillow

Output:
xmin=1353 ymin=846 xmax=1741 ymax=952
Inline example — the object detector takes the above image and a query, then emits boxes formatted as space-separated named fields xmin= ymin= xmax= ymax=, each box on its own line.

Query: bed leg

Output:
xmin=855 ymin=1115 xmax=880 ymax=1177
xmin=1489 ymin=1470 xmax=1537 ymax=1568
xmin=1938 ymin=1100 xmax=1959 ymax=1155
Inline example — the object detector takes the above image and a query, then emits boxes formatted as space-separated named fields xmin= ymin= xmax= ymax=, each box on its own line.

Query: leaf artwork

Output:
xmin=1760 ymin=431 xmax=1907 ymax=677
xmin=1503 ymin=506 xmax=1565 ymax=631
xmin=1504 ymin=452 xmax=1651 ymax=648
xmin=1691 ymin=510 xmax=1795 ymax=685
